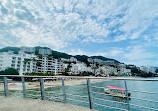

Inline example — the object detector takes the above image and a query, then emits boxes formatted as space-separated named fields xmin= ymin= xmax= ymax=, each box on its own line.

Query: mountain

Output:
xmin=154 ymin=67 xmax=158 ymax=69
xmin=0 ymin=47 xmax=20 ymax=54
xmin=91 ymin=56 xmax=120 ymax=63
xmin=0 ymin=46 xmax=120 ymax=63
xmin=34 ymin=46 xmax=71 ymax=59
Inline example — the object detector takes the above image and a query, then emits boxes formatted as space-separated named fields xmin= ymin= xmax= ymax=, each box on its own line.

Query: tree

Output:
xmin=0 ymin=67 xmax=19 ymax=75
xmin=62 ymin=72 xmax=70 ymax=76
xmin=156 ymin=69 xmax=158 ymax=73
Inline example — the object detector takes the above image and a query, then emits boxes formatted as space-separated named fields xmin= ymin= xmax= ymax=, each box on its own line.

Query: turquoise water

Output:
xmin=1 ymin=78 xmax=158 ymax=111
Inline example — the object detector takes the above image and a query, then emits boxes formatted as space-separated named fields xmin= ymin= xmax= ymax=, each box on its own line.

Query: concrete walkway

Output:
xmin=0 ymin=97 xmax=97 ymax=111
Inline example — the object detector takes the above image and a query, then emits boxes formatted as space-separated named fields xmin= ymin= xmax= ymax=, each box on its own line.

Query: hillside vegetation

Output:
xmin=0 ymin=46 xmax=120 ymax=63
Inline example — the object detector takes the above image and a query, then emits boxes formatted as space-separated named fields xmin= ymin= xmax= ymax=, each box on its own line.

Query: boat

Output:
xmin=104 ymin=86 xmax=131 ymax=98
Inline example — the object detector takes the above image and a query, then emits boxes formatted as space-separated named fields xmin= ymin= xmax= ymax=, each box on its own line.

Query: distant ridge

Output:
xmin=0 ymin=46 xmax=120 ymax=63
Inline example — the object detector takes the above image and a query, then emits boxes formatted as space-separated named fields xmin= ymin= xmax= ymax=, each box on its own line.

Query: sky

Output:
xmin=0 ymin=0 xmax=158 ymax=66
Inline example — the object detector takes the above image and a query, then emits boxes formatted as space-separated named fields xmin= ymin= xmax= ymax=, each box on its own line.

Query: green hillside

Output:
xmin=0 ymin=46 xmax=120 ymax=63
xmin=0 ymin=47 xmax=20 ymax=54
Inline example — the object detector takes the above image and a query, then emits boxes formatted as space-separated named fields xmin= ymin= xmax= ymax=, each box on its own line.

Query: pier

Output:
xmin=0 ymin=97 xmax=97 ymax=111
xmin=0 ymin=75 xmax=158 ymax=111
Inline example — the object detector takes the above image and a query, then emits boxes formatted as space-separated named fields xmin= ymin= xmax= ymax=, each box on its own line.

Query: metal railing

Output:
xmin=0 ymin=75 xmax=158 ymax=111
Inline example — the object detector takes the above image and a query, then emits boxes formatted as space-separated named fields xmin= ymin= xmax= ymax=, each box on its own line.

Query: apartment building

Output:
xmin=0 ymin=51 xmax=36 ymax=75
xmin=119 ymin=67 xmax=131 ymax=76
xmin=36 ymin=56 xmax=63 ymax=75
xmin=140 ymin=66 xmax=156 ymax=73
xmin=39 ymin=49 xmax=52 ymax=55
xmin=97 ymin=66 xmax=118 ymax=76
xmin=20 ymin=46 xmax=35 ymax=54
xmin=70 ymin=62 xmax=90 ymax=75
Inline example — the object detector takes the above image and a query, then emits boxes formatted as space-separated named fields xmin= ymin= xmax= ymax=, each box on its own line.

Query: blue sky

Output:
xmin=0 ymin=0 xmax=158 ymax=66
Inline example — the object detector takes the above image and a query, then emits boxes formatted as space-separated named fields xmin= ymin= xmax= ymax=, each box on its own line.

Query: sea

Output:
xmin=1 ymin=77 xmax=158 ymax=111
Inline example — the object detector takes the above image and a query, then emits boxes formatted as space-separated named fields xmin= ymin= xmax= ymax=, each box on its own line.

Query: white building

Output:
xmin=119 ymin=68 xmax=131 ymax=76
xmin=140 ymin=66 xmax=156 ymax=73
xmin=96 ymin=66 xmax=118 ymax=76
xmin=101 ymin=60 xmax=116 ymax=66
xmin=93 ymin=59 xmax=103 ymax=63
xmin=70 ymin=62 xmax=90 ymax=75
xmin=61 ymin=57 xmax=78 ymax=63
xmin=20 ymin=46 xmax=35 ymax=54
xmin=39 ymin=49 xmax=52 ymax=55
xmin=119 ymin=63 xmax=126 ymax=68
xmin=88 ymin=58 xmax=103 ymax=63
xmin=36 ymin=56 xmax=63 ymax=75
xmin=0 ymin=51 xmax=36 ymax=75
xmin=69 ymin=57 xmax=77 ymax=62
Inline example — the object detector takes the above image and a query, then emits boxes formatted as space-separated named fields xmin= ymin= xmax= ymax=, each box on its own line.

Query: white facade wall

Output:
xmin=0 ymin=51 xmax=36 ymax=75
xmin=101 ymin=60 xmax=116 ymax=66
xmin=36 ymin=56 xmax=63 ymax=75
xmin=120 ymin=68 xmax=131 ymax=75
xmin=69 ymin=57 xmax=77 ymax=62
xmin=93 ymin=59 xmax=103 ymax=63
xmin=71 ymin=62 xmax=88 ymax=75
xmin=98 ymin=66 xmax=118 ymax=76
xmin=39 ymin=49 xmax=52 ymax=55
xmin=140 ymin=66 xmax=156 ymax=73
xmin=20 ymin=47 xmax=35 ymax=53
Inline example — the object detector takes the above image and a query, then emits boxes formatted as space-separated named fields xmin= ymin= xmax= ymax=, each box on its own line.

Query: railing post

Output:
xmin=62 ymin=78 xmax=66 ymax=104
xmin=21 ymin=77 xmax=26 ymax=98
xmin=3 ymin=76 xmax=9 ymax=97
xmin=40 ymin=78 xmax=45 ymax=100
xmin=124 ymin=80 xmax=130 ymax=111
xmin=87 ymin=79 xmax=93 ymax=109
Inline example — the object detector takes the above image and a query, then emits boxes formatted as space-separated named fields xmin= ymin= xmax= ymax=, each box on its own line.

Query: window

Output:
xmin=11 ymin=64 xmax=15 ymax=67
xmin=12 ymin=60 xmax=16 ymax=63
xmin=12 ymin=57 xmax=16 ymax=60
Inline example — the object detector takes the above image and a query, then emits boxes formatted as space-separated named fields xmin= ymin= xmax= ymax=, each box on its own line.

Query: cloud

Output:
xmin=0 ymin=0 xmax=158 ymax=66
xmin=89 ymin=45 xmax=158 ymax=66
xmin=1 ymin=0 xmax=158 ymax=48
xmin=68 ymin=48 xmax=86 ymax=55
xmin=123 ymin=46 xmax=157 ymax=61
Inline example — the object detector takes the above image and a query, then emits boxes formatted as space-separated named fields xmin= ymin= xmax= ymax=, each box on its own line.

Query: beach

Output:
xmin=0 ymin=78 xmax=104 ymax=91
xmin=0 ymin=77 xmax=138 ymax=91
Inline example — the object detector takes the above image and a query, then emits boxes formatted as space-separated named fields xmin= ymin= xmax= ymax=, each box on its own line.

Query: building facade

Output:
xmin=39 ymin=49 xmax=52 ymax=55
xmin=0 ymin=51 xmax=36 ymax=75
xmin=36 ymin=56 xmax=63 ymax=75
xmin=20 ymin=46 xmax=35 ymax=54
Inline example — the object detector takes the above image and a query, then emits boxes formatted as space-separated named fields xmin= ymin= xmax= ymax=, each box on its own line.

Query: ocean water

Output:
xmin=1 ymin=78 xmax=158 ymax=111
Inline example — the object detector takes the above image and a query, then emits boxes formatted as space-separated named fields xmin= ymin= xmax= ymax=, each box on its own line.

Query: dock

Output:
xmin=0 ymin=97 xmax=97 ymax=111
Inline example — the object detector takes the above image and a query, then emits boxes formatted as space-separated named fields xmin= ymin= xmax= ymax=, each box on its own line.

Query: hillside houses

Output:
xmin=0 ymin=48 xmax=133 ymax=76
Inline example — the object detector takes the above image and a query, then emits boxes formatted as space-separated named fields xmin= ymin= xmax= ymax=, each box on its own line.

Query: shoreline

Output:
xmin=0 ymin=76 xmax=147 ymax=91
xmin=0 ymin=78 xmax=104 ymax=91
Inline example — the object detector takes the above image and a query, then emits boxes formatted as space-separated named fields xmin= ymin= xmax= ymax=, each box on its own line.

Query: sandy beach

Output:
xmin=0 ymin=77 xmax=137 ymax=91
xmin=0 ymin=78 xmax=104 ymax=91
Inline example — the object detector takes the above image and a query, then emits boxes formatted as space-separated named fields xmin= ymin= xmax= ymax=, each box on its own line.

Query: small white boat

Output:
xmin=104 ymin=86 xmax=131 ymax=98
